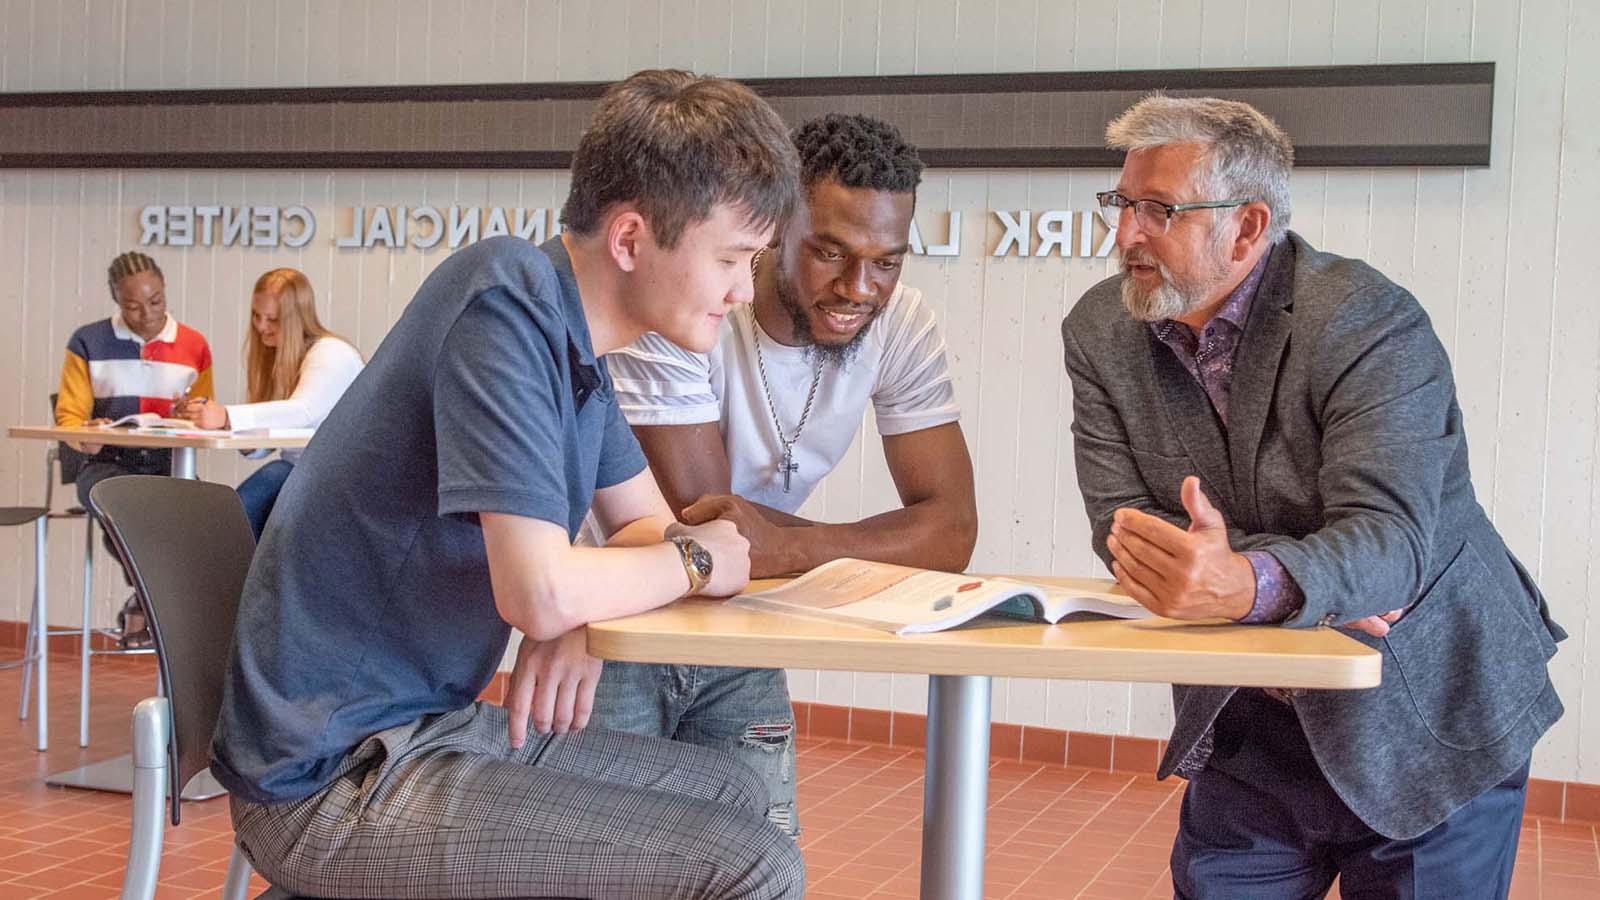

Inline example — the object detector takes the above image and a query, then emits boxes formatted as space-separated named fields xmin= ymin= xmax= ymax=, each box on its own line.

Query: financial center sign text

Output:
xmin=136 ymin=205 xmax=1118 ymax=259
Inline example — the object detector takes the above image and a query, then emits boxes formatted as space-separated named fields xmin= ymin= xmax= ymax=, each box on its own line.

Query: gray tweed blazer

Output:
xmin=1061 ymin=232 xmax=1564 ymax=840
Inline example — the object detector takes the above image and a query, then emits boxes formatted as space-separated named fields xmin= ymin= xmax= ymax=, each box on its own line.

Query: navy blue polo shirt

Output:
xmin=211 ymin=236 xmax=647 ymax=804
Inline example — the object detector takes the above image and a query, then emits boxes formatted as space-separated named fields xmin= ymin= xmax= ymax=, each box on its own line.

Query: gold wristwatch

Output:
xmin=669 ymin=536 xmax=714 ymax=596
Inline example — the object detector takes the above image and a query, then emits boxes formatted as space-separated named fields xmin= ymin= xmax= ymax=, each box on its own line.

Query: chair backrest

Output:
xmin=89 ymin=475 xmax=256 ymax=825
xmin=48 ymin=393 xmax=90 ymax=484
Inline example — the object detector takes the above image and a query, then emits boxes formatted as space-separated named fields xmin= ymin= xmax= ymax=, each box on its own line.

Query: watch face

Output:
xmin=688 ymin=543 xmax=714 ymax=578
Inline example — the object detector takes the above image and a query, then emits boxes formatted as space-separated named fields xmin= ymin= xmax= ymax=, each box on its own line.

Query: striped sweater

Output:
xmin=56 ymin=315 xmax=215 ymax=427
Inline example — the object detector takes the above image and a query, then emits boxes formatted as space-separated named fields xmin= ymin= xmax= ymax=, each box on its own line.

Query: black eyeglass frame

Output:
xmin=1095 ymin=190 xmax=1254 ymax=234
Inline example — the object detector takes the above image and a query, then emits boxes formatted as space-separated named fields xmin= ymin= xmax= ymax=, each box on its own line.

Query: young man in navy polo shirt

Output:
xmin=212 ymin=70 xmax=805 ymax=900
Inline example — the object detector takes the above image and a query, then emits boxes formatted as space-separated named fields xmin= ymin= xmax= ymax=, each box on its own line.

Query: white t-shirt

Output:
xmin=608 ymin=281 xmax=960 ymax=515
xmin=227 ymin=336 xmax=364 ymax=462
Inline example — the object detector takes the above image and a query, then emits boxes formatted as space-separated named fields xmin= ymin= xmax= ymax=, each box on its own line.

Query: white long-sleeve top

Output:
xmin=227 ymin=336 xmax=364 ymax=462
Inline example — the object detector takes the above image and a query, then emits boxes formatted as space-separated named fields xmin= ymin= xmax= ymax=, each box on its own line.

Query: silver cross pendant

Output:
xmin=779 ymin=445 xmax=799 ymax=493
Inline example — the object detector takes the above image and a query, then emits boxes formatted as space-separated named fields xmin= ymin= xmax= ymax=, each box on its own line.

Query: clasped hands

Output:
xmin=1108 ymin=476 xmax=1403 ymax=637
xmin=680 ymin=493 xmax=792 ymax=577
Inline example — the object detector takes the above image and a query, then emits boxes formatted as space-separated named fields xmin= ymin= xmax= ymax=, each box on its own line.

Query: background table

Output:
xmin=588 ymin=579 xmax=1381 ymax=900
xmin=9 ymin=425 xmax=310 ymax=479
xmin=8 ymin=424 xmax=310 ymax=796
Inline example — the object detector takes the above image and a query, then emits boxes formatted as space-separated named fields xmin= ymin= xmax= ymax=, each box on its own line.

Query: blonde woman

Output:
xmin=177 ymin=268 xmax=362 ymax=537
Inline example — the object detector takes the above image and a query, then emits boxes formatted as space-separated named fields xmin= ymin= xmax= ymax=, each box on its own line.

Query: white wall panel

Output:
xmin=1 ymin=0 xmax=1595 ymax=783
xmin=1285 ymin=0 xmax=1334 ymax=66
xmin=1550 ymin=0 xmax=1600 ymax=789
xmin=1157 ymin=0 xmax=1203 ymax=68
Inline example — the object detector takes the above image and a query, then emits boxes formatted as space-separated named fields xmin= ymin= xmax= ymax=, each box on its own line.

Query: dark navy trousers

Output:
xmin=1172 ymin=689 xmax=1528 ymax=900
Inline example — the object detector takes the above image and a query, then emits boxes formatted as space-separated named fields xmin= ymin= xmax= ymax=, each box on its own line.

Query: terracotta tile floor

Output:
xmin=2 ymin=651 xmax=1596 ymax=899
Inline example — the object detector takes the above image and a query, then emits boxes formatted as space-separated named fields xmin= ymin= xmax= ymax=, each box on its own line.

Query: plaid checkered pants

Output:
xmin=230 ymin=702 xmax=805 ymax=899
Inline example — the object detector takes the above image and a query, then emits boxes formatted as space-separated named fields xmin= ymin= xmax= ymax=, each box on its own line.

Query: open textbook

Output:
xmin=731 ymin=558 xmax=1153 ymax=635
xmin=98 ymin=412 xmax=197 ymax=429
xmin=93 ymin=414 xmax=311 ymax=439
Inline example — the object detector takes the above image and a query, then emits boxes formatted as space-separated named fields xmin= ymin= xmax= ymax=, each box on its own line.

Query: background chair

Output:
xmin=0 ymin=476 xmax=48 ymax=753
xmin=49 ymin=392 xmax=158 ymax=749
xmin=89 ymin=475 xmax=258 ymax=900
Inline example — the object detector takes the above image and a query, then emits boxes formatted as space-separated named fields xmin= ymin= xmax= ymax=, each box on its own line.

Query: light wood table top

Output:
xmin=588 ymin=577 xmax=1381 ymax=690
xmin=10 ymin=424 xmax=311 ymax=451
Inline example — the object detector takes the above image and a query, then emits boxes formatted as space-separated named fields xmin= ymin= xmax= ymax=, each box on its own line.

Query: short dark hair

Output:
xmin=560 ymin=70 xmax=799 ymax=249
xmin=792 ymin=114 xmax=923 ymax=194
xmin=107 ymin=251 xmax=162 ymax=298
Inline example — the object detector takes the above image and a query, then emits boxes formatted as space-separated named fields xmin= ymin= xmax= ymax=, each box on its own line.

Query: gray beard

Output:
xmin=1120 ymin=242 xmax=1232 ymax=323
xmin=1121 ymin=273 xmax=1194 ymax=322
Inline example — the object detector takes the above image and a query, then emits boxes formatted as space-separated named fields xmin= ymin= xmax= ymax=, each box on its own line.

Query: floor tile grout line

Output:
xmin=794 ymin=742 xmax=928 ymax=881
xmin=814 ymin=754 xmax=1079 ymax=891
xmin=796 ymin=740 xmax=898 ymax=785
xmin=1064 ymin=781 xmax=1181 ymax=900
xmin=988 ymin=768 xmax=1144 ymax=899
xmin=804 ymin=779 xmax=927 ymax=878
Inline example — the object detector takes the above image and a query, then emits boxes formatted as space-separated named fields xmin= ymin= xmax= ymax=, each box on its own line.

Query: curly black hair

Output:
xmin=792 ymin=113 xmax=923 ymax=194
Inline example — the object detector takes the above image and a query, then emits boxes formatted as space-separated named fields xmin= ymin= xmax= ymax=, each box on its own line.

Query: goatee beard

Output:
xmin=774 ymin=259 xmax=877 ymax=369
xmin=1121 ymin=271 xmax=1190 ymax=322
xmin=1119 ymin=244 xmax=1230 ymax=322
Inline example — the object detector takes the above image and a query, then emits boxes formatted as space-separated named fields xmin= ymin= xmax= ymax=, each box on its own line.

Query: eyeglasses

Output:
xmin=1095 ymin=191 xmax=1252 ymax=236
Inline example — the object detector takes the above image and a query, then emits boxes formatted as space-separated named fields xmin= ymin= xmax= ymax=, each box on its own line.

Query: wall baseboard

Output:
xmin=18 ymin=630 xmax=1591 ymax=825
xmin=780 ymin=701 xmax=1600 ymax=826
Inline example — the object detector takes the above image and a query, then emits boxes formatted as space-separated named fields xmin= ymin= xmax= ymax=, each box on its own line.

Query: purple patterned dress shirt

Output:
xmin=1147 ymin=252 xmax=1305 ymax=624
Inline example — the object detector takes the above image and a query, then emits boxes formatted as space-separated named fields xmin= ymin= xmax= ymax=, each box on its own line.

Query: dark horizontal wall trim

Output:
xmin=0 ymin=64 xmax=1494 ymax=171
xmin=751 ymin=63 xmax=1495 ymax=97
xmin=0 ymin=145 xmax=1490 ymax=171
xmin=1295 ymin=144 xmax=1492 ymax=167
xmin=0 ymin=151 xmax=576 ymax=170
xmin=0 ymin=63 xmax=1493 ymax=108
xmin=0 ymin=81 xmax=614 ymax=108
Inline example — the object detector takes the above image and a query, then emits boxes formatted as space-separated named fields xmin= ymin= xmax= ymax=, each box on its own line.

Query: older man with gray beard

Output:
xmin=1061 ymin=95 xmax=1564 ymax=900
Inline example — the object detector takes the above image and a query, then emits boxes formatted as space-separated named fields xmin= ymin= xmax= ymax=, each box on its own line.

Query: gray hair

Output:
xmin=1106 ymin=94 xmax=1294 ymax=243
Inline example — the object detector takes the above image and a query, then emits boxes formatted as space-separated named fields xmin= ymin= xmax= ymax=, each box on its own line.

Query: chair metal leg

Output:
xmin=121 ymin=697 xmax=170 ymax=900
xmin=16 ymin=595 xmax=36 ymax=719
xmin=221 ymin=844 xmax=254 ymax=900
xmin=32 ymin=516 xmax=48 ymax=752
xmin=81 ymin=515 xmax=95 ymax=747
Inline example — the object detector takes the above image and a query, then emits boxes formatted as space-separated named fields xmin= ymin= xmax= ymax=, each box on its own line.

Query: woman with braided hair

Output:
xmin=56 ymin=250 xmax=215 ymax=647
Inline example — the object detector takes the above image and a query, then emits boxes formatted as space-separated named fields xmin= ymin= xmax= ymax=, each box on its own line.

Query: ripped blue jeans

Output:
xmin=589 ymin=663 xmax=800 ymax=836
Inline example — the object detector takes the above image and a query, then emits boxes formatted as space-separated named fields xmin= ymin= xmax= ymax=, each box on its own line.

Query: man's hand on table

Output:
xmin=505 ymin=627 xmax=601 ymax=747
xmin=1109 ymin=475 xmax=1406 ymax=633
xmin=679 ymin=494 xmax=789 ymax=579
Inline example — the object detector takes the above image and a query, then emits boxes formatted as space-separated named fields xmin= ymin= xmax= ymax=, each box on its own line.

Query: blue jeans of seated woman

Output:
xmin=238 ymin=459 xmax=294 ymax=540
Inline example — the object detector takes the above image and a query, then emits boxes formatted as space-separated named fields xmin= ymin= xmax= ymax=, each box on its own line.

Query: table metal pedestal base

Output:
xmin=47 ymin=755 xmax=227 ymax=800
xmin=920 ymin=674 xmax=992 ymax=900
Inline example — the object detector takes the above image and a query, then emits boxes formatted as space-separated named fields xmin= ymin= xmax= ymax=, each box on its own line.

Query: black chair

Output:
xmin=89 ymin=475 xmax=259 ymax=900
xmin=0 ymin=496 xmax=48 ymax=753
xmin=95 ymin=477 xmax=454 ymax=900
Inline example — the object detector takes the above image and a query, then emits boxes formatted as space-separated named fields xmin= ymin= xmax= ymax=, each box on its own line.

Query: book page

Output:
xmin=989 ymin=577 xmax=1150 ymax=621
xmin=733 ymin=559 xmax=1032 ymax=634
xmin=98 ymin=413 xmax=192 ymax=429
